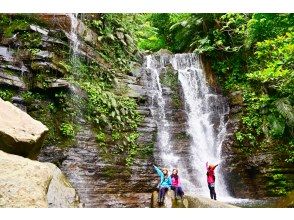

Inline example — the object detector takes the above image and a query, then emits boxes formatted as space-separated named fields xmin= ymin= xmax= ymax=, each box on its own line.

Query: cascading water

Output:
xmin=145 ymin=53 xmax=232 ymax=200
xmin=146 ymin=55 xmax=178 ymax=169
xmin=68 ymin=13 xmax=80 ymax=57
xmin=173 ymin=53 xmax=230 ymax=199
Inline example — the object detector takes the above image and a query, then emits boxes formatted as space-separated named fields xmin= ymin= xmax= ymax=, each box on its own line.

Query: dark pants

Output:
xmin=208 ymin=183 xmax=216 ymax=200
xmin=158 ymin=187 xmax=169 ymax=203
xmin=171 ymin=186 xmax=184 ymax=199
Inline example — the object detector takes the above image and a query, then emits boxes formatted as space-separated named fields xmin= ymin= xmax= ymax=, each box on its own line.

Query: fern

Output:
xmin=275 ymin=98 xmax=294 ymax=126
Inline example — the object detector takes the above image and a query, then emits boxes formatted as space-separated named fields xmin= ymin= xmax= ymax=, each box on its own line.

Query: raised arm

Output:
xmin=153 ymin=165 xmax=164 ymax=178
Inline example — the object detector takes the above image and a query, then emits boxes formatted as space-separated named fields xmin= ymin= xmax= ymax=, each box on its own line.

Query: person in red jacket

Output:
xmin=206 ymin=162 xmax=219 ymax=200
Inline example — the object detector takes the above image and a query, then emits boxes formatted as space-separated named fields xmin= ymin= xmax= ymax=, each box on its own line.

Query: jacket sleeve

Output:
xmin=178 ymin=177 xmax=182 ymax=187
xmin=153 ymin=165 xmax=164 ymax=179
xmin=168 ymin=176 xmax=172 ymax=187
xmin=212 ymin=164 xmax=218 ymax=170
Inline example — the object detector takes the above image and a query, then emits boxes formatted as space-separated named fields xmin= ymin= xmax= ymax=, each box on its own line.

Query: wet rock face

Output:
xmin=0 ymin=150 xmax=80 ymax=208
xmin=38 ymin=72 xmax=158 ymax=207
xmin=200 ymin=55 xmax=221 ymax=93
xmin=0 ymin=98 xmax=48 ymax=159
xmin=46 ymin=163 xmax=81 ymax=208
xmin=0 ymin=72 xmax=26 ymax=89
xmin=221 ymin=90 xmax=294 ymax=199
xmin=0 ymin=14 xmax=111 ymax=98
xmin=39 ymin=120 xmax=157 ymax=208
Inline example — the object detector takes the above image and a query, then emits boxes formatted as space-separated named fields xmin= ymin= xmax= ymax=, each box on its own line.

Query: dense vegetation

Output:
xmin=0 ymin=14 xmax=145 ymax=167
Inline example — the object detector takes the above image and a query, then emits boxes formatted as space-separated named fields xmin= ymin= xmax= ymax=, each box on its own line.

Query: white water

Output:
xmin=146 ymin=55 xmax=179 ymax=169
xmin=68 ymin=13 xmax=80 ymax=57
xmin=145 ymin=53 xmax=235 ymax=201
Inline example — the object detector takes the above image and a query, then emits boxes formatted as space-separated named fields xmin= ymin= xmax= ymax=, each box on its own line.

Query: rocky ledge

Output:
xmin=0 ymin=97 xmax=48 ymax=159
xmin=150 ymin=191 xmax=238 ymax=208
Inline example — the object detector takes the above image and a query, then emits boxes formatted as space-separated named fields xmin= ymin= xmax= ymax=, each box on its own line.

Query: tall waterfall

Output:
xmin=145 ymin=53 xmax=231 ymax=199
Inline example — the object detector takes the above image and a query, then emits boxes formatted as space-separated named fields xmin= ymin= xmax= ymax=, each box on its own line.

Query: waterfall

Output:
xmin=146 ymin=55 xmax=179 ymax=169
xmin=68 ymin=13 xmax=80 ymax=57
xmin=68 ymin=13 xmax=81 ymax=79
xmin=145 ymin=53 xmax=231 ymax=200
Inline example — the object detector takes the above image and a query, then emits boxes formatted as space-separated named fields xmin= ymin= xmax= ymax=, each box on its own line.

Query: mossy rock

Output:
xmin=273 ymin=191 xmax=294 ymax=208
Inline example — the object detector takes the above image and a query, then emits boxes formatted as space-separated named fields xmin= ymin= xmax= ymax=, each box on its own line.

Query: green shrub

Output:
xmin=267 ymin=174 xmax=288 ymax=196
xmin=96 ymin=131 xmax=106 ymax=142
xmin=0 ymin=89 xmax=15 ymax=101
xmin=60 ymin=122 xmax=75 ymax=138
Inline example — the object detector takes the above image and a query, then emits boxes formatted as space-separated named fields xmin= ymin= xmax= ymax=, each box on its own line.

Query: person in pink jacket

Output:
xmin=206 ymin=162 xmax=219 ymax=200
xmin=171 ymin=168 xmax=184 ymax=199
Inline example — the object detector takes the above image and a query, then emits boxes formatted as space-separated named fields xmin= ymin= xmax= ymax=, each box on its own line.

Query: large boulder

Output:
xmin=151 ymin=190 xmax=188 ymax=208
xmin=0 ymin=150 xmax=80 ymax=208
xmin=0 ymin=98 xmax=48 ymax=159
xmin=151 ymin=191 xmax=238 ymax=208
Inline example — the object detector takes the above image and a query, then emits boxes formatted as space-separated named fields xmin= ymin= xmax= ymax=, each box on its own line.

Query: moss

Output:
xmin=138 ymin=142 xmax=154 ymax=158
xmin=266 ymin=172 xmax=292 ymax=196
xmin=2 ymin=69 xmax=18 ymax=76
xmin=100 ymin=166 xmax=123 ymax=178
xmin=2 ymin=19 xmax=29 ymax=38
xmin=171 ymin=93 xmax=182 ymax=109
xmin=160 ymin=67 xmax=183 ymax=108
xmin=19 ymin=32 xmax=42 ymax=48
xmin=0 ymin=87 xmax=17 ymax=101
xmin=175 ymin=132 xmax=189 ymax=140
xmin=24 ymin=91 xmax=78 ymax=148
xmin=160 ymin=67 xmax=178 ymax=89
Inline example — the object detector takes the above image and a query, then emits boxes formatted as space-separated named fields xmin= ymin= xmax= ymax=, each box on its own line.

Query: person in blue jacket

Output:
xmin=153 ymin=165 xmax=172 ymax=205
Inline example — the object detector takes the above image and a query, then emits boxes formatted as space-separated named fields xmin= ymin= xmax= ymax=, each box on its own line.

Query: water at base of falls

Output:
xmin=144 ymin=53 xmax=233 ymax=200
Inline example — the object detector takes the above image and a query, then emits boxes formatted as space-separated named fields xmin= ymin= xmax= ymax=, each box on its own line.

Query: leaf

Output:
xmin=110 ymin=97 xmax=117 ymax=108
xmin=275 ymin=98 xmax=294 ymax=126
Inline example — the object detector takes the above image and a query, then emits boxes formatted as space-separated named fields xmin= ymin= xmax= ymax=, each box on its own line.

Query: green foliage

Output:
xmin=21 ymin=91 xmax=35 ymax=104
xmin=246 ymin=14 xmax=294 ymax=48
xmin=267 ymin=174 xmax=288 ymax=196
xmin=81 ymin=82 xmax=141 ymax=131
xmin=1 ymin=18 xmax=28 ymax=38
xmin=80 ymin=80 xmax=142 ymax=166
xmin=60 ymin=122 xmax=76 ymax=139
xmin=87 ymin=14 xmax=139 ymax=73
xmin=0 ymin=88 xmax=15 ymax=101
xmin=125 ymin=132 xmax=140 ymax=166
xmin=285 ymin=141 xmax=294 ymax=163
xmin=96 ymin=131 xmax=106 ymax=142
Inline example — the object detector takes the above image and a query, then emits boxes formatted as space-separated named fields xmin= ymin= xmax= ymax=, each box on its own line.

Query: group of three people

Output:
xmin=153 ymin=162 xmax=218 ymax=205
